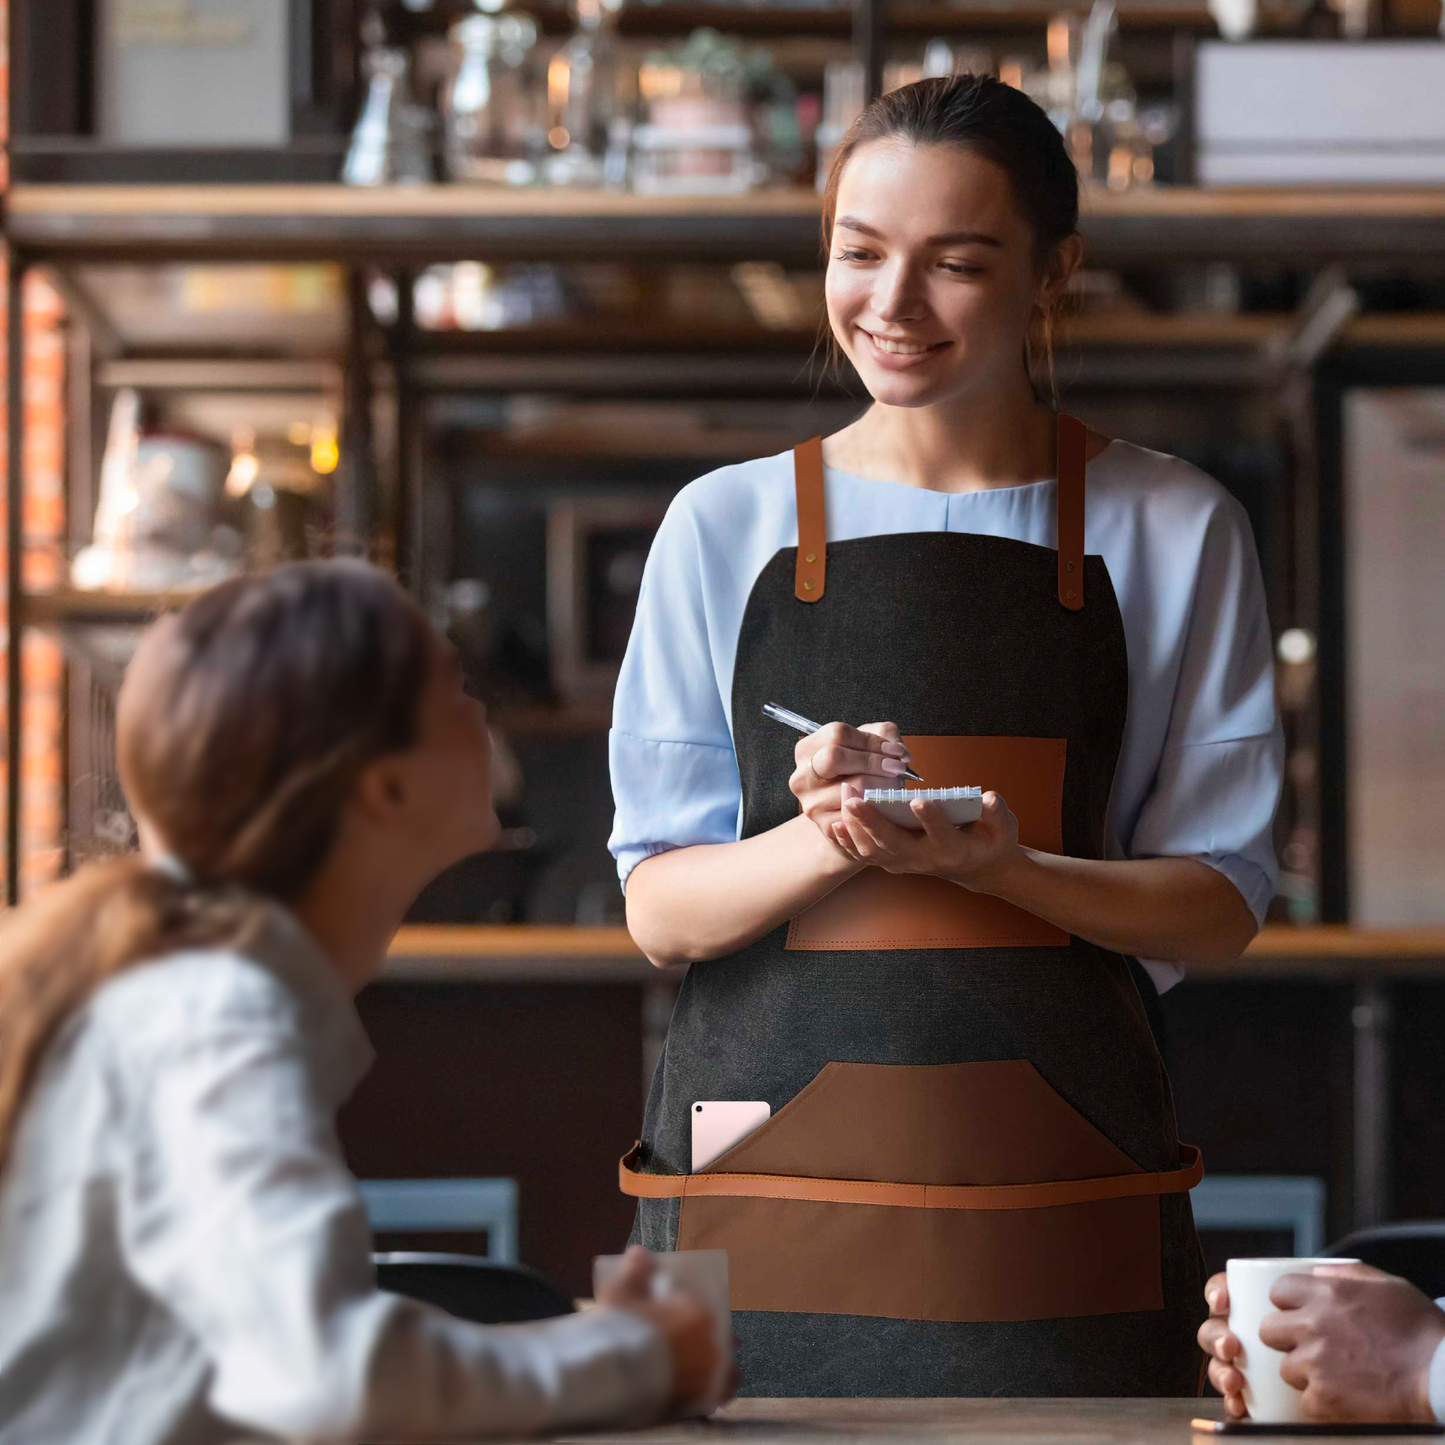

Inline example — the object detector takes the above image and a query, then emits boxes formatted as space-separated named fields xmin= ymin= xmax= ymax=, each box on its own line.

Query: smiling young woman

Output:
xmin=609 ymin=74 xmax=1283 ymax=1397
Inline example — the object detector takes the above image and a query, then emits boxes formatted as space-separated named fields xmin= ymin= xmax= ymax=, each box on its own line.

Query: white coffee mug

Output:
xmin=593 ymin=1248 xmax=733 ymax=1417
xmin=1225 ymin=1257 xmax=1360 ymax=1422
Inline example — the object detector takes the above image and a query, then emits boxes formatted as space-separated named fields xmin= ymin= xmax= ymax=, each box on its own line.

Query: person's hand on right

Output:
xmin=1198 ymin=1272 xmax=1248 ymax=1417
xmin=1198 ymin=1264 xmax=1445 ymax=1424
xmin=790 ymin=721 xmax=913 ymax=855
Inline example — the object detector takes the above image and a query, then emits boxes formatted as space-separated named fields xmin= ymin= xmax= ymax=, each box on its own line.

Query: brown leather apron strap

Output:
xmin=793 ymin=436 xmax=826 ymax=603
xmin=795 ymin=418 xmax=1087 ymax=609
xmin=1056 ymin=411 xmax=1087 ymax=612
xmin=620 ymin=1142 xmax=1202 ymax=1211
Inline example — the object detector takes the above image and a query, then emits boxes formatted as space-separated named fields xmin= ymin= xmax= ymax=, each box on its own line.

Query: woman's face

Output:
xmin=390 ymin=626 xmax=501 ymax=873
xmin=825 ymin=139 xmax=1050 ymax=411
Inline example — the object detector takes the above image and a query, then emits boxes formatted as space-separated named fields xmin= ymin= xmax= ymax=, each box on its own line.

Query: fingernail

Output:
xmin=883 ymin=742 xmax=906 ymax=758
xmin=882 ymin=759 xmax=905 ymax=776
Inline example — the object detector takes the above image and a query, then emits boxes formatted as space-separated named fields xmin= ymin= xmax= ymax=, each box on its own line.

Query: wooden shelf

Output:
xmin=10 ymin=185 xmax=1445 ymax=268
xmin=385 ymin=924 xmax=656 ymax=984
xmin=381 ymin=922 xmax=1445 ymax=984
xmin=24 ymin=588 xmax=200 ymax=627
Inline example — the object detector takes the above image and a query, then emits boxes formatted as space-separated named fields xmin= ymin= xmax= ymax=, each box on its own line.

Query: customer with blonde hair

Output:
xmin=0 ymin=561 xmax=726 ymax=1444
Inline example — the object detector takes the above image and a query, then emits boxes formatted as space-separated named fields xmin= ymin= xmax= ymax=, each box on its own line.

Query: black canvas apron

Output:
xmin=621 ymin=414 xmax=1207 ymax=1396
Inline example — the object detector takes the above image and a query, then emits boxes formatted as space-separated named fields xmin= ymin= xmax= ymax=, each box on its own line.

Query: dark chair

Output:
xmin=374 ymin=1251 xmax=577 ymax=1325
xmin=1324 ymin=1223 xmax=1445 ymax=1300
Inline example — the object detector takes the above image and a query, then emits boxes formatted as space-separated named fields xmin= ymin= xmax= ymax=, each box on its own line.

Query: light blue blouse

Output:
xmin=607 ymin=438 xmax=1284 ymax=992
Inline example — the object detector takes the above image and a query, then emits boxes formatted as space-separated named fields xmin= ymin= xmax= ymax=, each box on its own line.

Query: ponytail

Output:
xmin=0 ymin=857 xmax=268 ymax=1171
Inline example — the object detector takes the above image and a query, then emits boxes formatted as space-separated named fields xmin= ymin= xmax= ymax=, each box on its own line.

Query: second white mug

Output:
xmin=1225 ymin=1256 xmax=1360 ymax=1423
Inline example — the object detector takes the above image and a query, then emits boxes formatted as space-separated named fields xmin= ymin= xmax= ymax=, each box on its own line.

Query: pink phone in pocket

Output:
xmin=691 ymin=1100 xmax=770 ymax=1171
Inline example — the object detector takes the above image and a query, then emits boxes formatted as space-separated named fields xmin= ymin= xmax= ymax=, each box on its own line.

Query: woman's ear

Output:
xmin=1036 ymin=233 xmax=1084 ymax=311
xmin=353 ymin=755 xmax=408 ymax=825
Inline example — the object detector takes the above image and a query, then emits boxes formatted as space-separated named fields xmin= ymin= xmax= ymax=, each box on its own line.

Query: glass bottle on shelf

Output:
xmin=342 ymin=43 xmax=434 ymax=186
xmin=542 ymin=0 xmax=628 ymax=186
xmin=441 ymin=10 xmax=544 ymax=185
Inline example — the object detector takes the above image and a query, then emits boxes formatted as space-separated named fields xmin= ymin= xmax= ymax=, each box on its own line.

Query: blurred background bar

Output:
xmin=3 ymin=0 xmax=1445 ymax=1299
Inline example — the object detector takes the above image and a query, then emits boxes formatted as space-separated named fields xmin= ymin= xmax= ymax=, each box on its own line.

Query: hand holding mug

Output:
xmin=596 ymin=1246 xmax=741 ymax=1420
xmin=1201 ymin=1259 xmax=1443 ymax=1424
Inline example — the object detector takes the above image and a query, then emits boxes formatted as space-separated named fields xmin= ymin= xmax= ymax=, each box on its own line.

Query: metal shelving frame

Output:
xmin=8 ymin=182 xmax=1445 ymax=904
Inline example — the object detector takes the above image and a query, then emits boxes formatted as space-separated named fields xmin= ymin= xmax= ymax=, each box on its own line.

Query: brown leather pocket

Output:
xmin=668 ymin=1060 xmax=1170 ymax=1322
xmin=786 ymin=734 xmax=1069 ymax=951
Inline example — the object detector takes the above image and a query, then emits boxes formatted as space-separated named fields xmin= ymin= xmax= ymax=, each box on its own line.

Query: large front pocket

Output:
xmin=786 ymin=735 xmax=1070 ymax=951
xmin=619 ymin=1060 xmax=1200 ymax=1323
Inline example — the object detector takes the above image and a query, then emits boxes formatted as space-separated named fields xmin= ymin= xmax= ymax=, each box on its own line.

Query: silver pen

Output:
xmin=762 ymin=702 xmax=925 ymax=783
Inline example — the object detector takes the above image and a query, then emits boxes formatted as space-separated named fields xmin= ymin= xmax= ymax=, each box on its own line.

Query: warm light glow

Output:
xmin=310 ymin=428 xmax=340 ymax=475
xmin=287 ymin=421 xmax=311 ymax=446
xmin=548 ymin=125 xmax=570 ymax=151
xmin=225 ymin=452 xmax=259 ymax=497
xmin=548 ymin=54 xmax=571 ymax=112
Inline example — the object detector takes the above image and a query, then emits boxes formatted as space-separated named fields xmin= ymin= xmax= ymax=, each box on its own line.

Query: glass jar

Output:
xmin=342 ymin=46 xmax=434 ymax=186
xmin=542 ymin=0 xmax=629 ymax=186
xmin=441 ymin=11 xmax=543 ymax=185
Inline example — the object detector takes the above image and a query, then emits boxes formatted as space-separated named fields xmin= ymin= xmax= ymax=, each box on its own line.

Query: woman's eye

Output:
xmin=940 ymin=262 xmax=984 ymax=277
xmin=834 ymin=249 xmax=872 ymax=262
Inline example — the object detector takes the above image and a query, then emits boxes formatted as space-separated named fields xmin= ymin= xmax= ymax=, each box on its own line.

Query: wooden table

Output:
xmin=547 ymin=1398 xmax=1435 ymax=1444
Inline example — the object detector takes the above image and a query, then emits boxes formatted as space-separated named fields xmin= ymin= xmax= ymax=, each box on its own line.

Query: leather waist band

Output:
xmin=619 ymin=1142 xmax=1203 ymax=1211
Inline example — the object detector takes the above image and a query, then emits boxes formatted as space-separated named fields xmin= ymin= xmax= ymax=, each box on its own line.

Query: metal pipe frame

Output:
xmin=7 ymin=253 xmax=27 ymax=905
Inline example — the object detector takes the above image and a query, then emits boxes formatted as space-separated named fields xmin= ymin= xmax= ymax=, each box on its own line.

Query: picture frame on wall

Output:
xmin=1315 ymin=346 xmax=1445 ymax=922
xmin=546 ymin=497 xmax=669 ymax=701
xmin=10 ymin=0 xmax=355 ymax=182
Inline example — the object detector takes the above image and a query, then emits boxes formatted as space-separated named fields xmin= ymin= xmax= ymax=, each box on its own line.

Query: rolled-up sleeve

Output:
xmin=1129 ymin=491 xmax=1284 ymax=943
xmin=608 ymin=492 xmax=741 ymax=892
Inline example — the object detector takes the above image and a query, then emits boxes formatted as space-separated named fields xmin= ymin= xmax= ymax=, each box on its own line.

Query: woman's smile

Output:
xmin=860 ymin=328 xmax=952 ymax=369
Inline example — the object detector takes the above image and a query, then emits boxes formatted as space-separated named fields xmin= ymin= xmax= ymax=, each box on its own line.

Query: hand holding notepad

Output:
xmin=763 ymin=703 xmax=985 ymax=830
xmin=861 ymin=785 xmax=983 ymax=829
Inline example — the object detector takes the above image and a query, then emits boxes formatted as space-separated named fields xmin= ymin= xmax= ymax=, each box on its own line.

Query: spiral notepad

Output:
xmin=861 ymin=785 xmax=983 ymax=830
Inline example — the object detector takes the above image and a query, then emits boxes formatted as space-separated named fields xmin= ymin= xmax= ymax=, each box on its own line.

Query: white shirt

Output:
xmin=0 ymin=904 xmax=670 ymax=1445
xmin=607 ymin=438 xmax=1284 ymax=992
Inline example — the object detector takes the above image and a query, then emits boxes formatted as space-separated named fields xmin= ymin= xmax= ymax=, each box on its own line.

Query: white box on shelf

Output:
xmin=1195 ymin=42 xmax=1445 ymax=185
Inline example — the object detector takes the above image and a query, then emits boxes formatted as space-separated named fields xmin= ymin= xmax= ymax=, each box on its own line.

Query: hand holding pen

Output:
xmin=763 ymin=703 xmax=924 ymax=782
xmin=764 ymin=702 xmax=924 ymax=856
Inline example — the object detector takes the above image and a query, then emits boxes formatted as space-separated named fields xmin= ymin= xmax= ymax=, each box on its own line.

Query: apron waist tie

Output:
xmin=619 ymin=1142 xmax=1202 ymax=1210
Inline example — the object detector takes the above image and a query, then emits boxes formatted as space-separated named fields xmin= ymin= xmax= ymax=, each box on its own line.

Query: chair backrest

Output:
xmin=1325 ymin=1223 xmax=1445 ymax=1300
xmin=374 ymin=1251 xmax=576 ymax=1325
xmin=359 ymin=1178 xmax=519 ymax=1265
xmin=1191 ymin=1176 xmax=1327 ymax=1258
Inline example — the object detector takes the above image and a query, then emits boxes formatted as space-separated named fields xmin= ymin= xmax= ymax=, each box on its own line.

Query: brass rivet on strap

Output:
xmin=1066 ymin=588 xmax=1076 ymax=600
xmin=805 ymin=552 xmax=816 ymax=563
xmin=803 ymin=578 xmax=814 ymax=590
xmin=1066 ymin=560 xmax=1075 ymax=572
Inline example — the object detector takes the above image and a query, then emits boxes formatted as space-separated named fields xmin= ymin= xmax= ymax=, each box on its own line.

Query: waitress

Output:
xmin=608 ymin=73 xmax=1282 ymax=1398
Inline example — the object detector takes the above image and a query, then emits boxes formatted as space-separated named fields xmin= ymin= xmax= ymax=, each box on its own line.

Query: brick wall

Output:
xmin=1 ymin=0 xmax=69 ymax=899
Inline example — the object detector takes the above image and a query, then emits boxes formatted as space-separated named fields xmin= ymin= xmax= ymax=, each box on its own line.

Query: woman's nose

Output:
xmin=873 ymin=262 xmax=925 ymax=322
